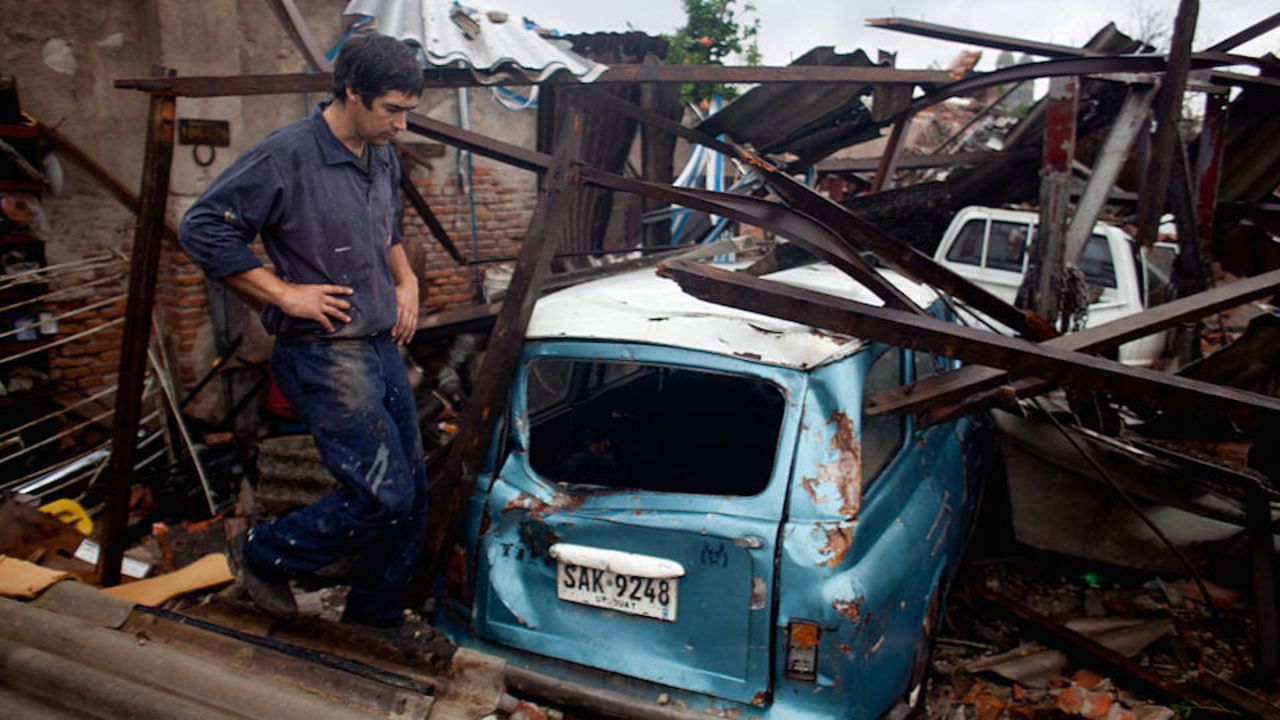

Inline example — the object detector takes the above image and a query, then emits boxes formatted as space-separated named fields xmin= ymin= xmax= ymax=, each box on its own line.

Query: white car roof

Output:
xmin=526 ymin=261 xmax=941 ymax=370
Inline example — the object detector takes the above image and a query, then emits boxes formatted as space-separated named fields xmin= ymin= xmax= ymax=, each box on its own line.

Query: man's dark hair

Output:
xmin=332 ymin=33 xmax=423 ymax=108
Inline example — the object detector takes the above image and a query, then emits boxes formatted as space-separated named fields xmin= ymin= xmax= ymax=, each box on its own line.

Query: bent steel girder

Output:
xmin=660 ymin=260 xmax=1280 ymax=427
xmin=867 ymin=267 xmax=1280 ymax=419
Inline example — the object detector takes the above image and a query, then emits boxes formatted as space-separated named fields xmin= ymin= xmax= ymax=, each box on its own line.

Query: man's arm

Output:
xmin=387 ymin=243 xmax=419 ymax=345
xmin=223 ymin=267 xmax=354 ymax=334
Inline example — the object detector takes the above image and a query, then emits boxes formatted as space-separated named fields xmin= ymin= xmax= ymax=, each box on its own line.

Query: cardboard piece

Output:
xmin=101 ymin=553 xmax=234 ymax=606
xmin=0 ymin=555 xmax=74 ymax=599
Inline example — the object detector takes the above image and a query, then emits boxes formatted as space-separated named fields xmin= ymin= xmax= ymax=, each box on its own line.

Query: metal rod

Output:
xmin=0 ymin=294 xmax=125 ymax=341
xmin=0 ymin=274 xmax=126 ymax=314
xmin=99 ymin=91 xmax=176 ymax=588
xmin=0 ymin=316 xmax=124 ymax=367
xmin=0 ymin=383 xmax=119 ymax=442
xmin=147 ymin=346 xmax=217 ymax=515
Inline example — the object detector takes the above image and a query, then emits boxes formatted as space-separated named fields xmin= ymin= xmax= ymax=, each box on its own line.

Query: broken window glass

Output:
xmin=1080 ymin=234 xmax=1118 ymax=288
xmin=525 ymin=359 xmax=785 ymax=496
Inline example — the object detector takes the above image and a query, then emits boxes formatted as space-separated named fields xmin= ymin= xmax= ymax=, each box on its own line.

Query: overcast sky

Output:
xmin=487 ymin=0 xmax=1278 ymax=71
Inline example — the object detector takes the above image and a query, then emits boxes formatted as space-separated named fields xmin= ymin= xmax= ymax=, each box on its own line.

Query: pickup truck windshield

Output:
xmin=525 ymin=358 xmax=785 ymax=496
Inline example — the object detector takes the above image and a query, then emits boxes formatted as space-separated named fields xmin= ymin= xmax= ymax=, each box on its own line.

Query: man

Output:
xmin=179 ymin=33 xmax=427 ymax=628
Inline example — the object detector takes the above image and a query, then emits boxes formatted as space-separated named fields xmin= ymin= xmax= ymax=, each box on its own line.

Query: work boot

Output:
xmin=227 ymin=531 xmax=297 ymax=620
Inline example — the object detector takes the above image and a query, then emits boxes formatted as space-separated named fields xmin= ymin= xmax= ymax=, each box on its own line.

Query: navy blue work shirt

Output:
xmin=179 ymin=102 xmax=402 ymax=341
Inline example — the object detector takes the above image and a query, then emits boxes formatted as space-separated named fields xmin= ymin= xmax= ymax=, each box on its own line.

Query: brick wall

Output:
xmin=401 ymin=163 xmax=536 ymax=313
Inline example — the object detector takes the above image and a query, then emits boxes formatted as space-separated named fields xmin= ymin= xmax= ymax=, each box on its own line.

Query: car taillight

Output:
xmin=785 ymin=619 xmax=820 ymax=682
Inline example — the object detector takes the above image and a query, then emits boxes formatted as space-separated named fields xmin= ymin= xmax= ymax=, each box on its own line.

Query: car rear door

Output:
xmin=470 ymin=341 xmax=805 ymax=705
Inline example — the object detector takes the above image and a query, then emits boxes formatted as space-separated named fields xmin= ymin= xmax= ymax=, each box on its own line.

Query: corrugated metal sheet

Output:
xmin=695 ymin=46 xmax=880 ymax=163
xmin=344 ymin=0 xmax=605 ymax=83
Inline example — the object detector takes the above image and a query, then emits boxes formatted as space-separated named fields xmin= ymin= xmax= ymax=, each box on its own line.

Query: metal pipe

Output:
xmin=0 ymin=273 xmax=126 ymax=314
xmin=0 ymin=293 xmax=126 ymax=341
xmin=0 ymin=316 xmax=124 ymax=367
xmin=0 ymin=383 xmax=119 ymax=442
xmin=5 ymin=409 xmax=163 ymax=493
xmin=147 ymin=347 xmax=216 ymax=514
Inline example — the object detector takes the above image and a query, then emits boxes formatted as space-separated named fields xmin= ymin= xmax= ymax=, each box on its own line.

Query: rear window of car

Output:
xmin=525 ymin=359 xmax=785 ymax=496
xmin=985 ymin=221 xmax=1029 ymax=272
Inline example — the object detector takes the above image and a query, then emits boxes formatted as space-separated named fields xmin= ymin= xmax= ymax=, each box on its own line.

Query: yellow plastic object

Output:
xmin=38 ymin=498 xmax=93 ymax=536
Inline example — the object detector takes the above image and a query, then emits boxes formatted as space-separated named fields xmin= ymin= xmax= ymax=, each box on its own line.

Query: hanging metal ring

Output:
xmin=192 ymin=144 xmax=216 ymax=167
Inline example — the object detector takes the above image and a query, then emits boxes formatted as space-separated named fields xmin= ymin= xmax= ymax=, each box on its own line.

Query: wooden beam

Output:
xmin=98 ymin=93 xmax=176 ymax=587
xmin=264 ymin=0 xmax=332 ymax=73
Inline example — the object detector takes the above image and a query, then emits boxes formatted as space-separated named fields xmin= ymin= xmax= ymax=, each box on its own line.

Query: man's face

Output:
xmin=347 ymin=88 xmax=419 ymax=146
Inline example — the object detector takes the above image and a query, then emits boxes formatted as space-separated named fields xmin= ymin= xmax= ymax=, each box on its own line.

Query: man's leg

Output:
xmin=341 ymin=335 xmax=429 ymax=627
xmin=248 ymin=338 xmax=423 ymax=623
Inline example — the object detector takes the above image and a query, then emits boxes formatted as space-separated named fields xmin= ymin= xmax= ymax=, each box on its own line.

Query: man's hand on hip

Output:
xmin=277 ymin=282 xmax=354 ymax=333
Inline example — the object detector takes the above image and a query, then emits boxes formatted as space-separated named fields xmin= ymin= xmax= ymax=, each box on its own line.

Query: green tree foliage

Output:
xmin=665 ymin=0 xmax=761 ymax=106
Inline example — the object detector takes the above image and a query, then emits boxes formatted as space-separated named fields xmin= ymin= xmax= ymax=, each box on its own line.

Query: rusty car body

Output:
xmin=436 ymin=261 xmax=991 ymax=719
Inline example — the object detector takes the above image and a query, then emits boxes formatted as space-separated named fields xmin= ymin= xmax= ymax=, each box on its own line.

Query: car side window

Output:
xmin=986 ymin=221 xmax=1029 ymax=271
xmin=945 ymin=219 xmax=985 ymax=266
xmin=861 ymin=347 xmax=904 ymax=487
xmin=1080 ymin=234 xmax=1118 ymax=288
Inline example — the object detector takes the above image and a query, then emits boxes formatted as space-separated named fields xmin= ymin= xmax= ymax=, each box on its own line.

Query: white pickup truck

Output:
xmin=933 ymin=206 xmax=1178 ymax=366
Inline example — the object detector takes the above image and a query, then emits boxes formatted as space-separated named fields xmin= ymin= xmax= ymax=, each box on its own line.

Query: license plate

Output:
xmin=556 ymin=562 xmax=679 ymax=621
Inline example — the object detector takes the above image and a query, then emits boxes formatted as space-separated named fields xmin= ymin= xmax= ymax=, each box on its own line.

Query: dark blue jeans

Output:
xmin=246 ymin=333 xmax=427 ymax=627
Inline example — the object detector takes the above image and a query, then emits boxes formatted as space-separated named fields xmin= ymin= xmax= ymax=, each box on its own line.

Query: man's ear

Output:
xmin=344 ymin=84 xmax=361 ymax=105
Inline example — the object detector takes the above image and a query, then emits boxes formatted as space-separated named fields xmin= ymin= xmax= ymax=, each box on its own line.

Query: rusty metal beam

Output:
xmin=1194 ymin=93 xmax=1229 ymax=253
xmin=1206 ymin=11 xmax=1280 ymax=52
xmin=867 ymin=267 xmax=1280 ymax=417
xmin=264 ymin=0 xmax=332 ymax=73
xmin=747 ymin=160 xmax=1050 ymax=337
xmin=661 ymin=260 xmax=1280 ymax=426
xmin=1032 ymin=75 xmax=1080 ymax=327
xmin=567 ymin=85 xmax=739 ymax=159
xmin=423 ymin=110 xmax=583 ymax=578
xmin=869 ymin=116 xmax=907 ymax=192
xmin=1064 ymin=85 xmax=1155 ymax=263
xmin=815 ymin=150 xmax=1032 ymax=173
xmin=98 ymin=93 xmax=176 ymax=587
xmin=396 ymin=158 xmax=467 ymax=265
xmin=114 ymin=65 xmax=955 ymax=98
xmin=866 ymin=17 xmax=1105 ymax=59
xmin=1136 ymin=0 xmax=1199 ymax=246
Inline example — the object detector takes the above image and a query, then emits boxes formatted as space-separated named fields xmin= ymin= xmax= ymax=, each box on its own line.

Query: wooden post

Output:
xmin=98 ymin=92 xmax=176 ymax=586
xmin=421 ymin=109 xmax=584 ymax=581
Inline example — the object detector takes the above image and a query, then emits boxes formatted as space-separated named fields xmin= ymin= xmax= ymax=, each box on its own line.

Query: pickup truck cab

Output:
xmin=933 ymin=206 xmax=1177 ymax=366
xmin=438 ymin=263 xmax=990 ymax=719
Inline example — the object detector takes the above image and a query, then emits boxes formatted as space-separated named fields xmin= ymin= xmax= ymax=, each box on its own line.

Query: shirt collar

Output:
xmin=311 ymin=101 xmax=370 ymax=170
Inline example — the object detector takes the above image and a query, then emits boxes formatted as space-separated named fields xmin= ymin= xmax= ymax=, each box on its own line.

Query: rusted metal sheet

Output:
xmin=867 ymin=267 xmax=1280 ymax=418
xmin=99 ymin=92 xmax=175 ymax=587
xmin=660 ymin=260 xmax=1280 ymax=426
xmin=816 ymin=150 xmax=1031 ymax=172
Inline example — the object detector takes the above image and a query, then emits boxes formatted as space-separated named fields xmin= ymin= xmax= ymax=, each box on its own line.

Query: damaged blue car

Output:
xmin=438 ymin=262 xmax=990 ymax=719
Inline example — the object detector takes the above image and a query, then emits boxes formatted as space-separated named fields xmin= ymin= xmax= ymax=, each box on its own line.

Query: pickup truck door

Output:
xmin=469 ymin=342 xmax=806 ymax=705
